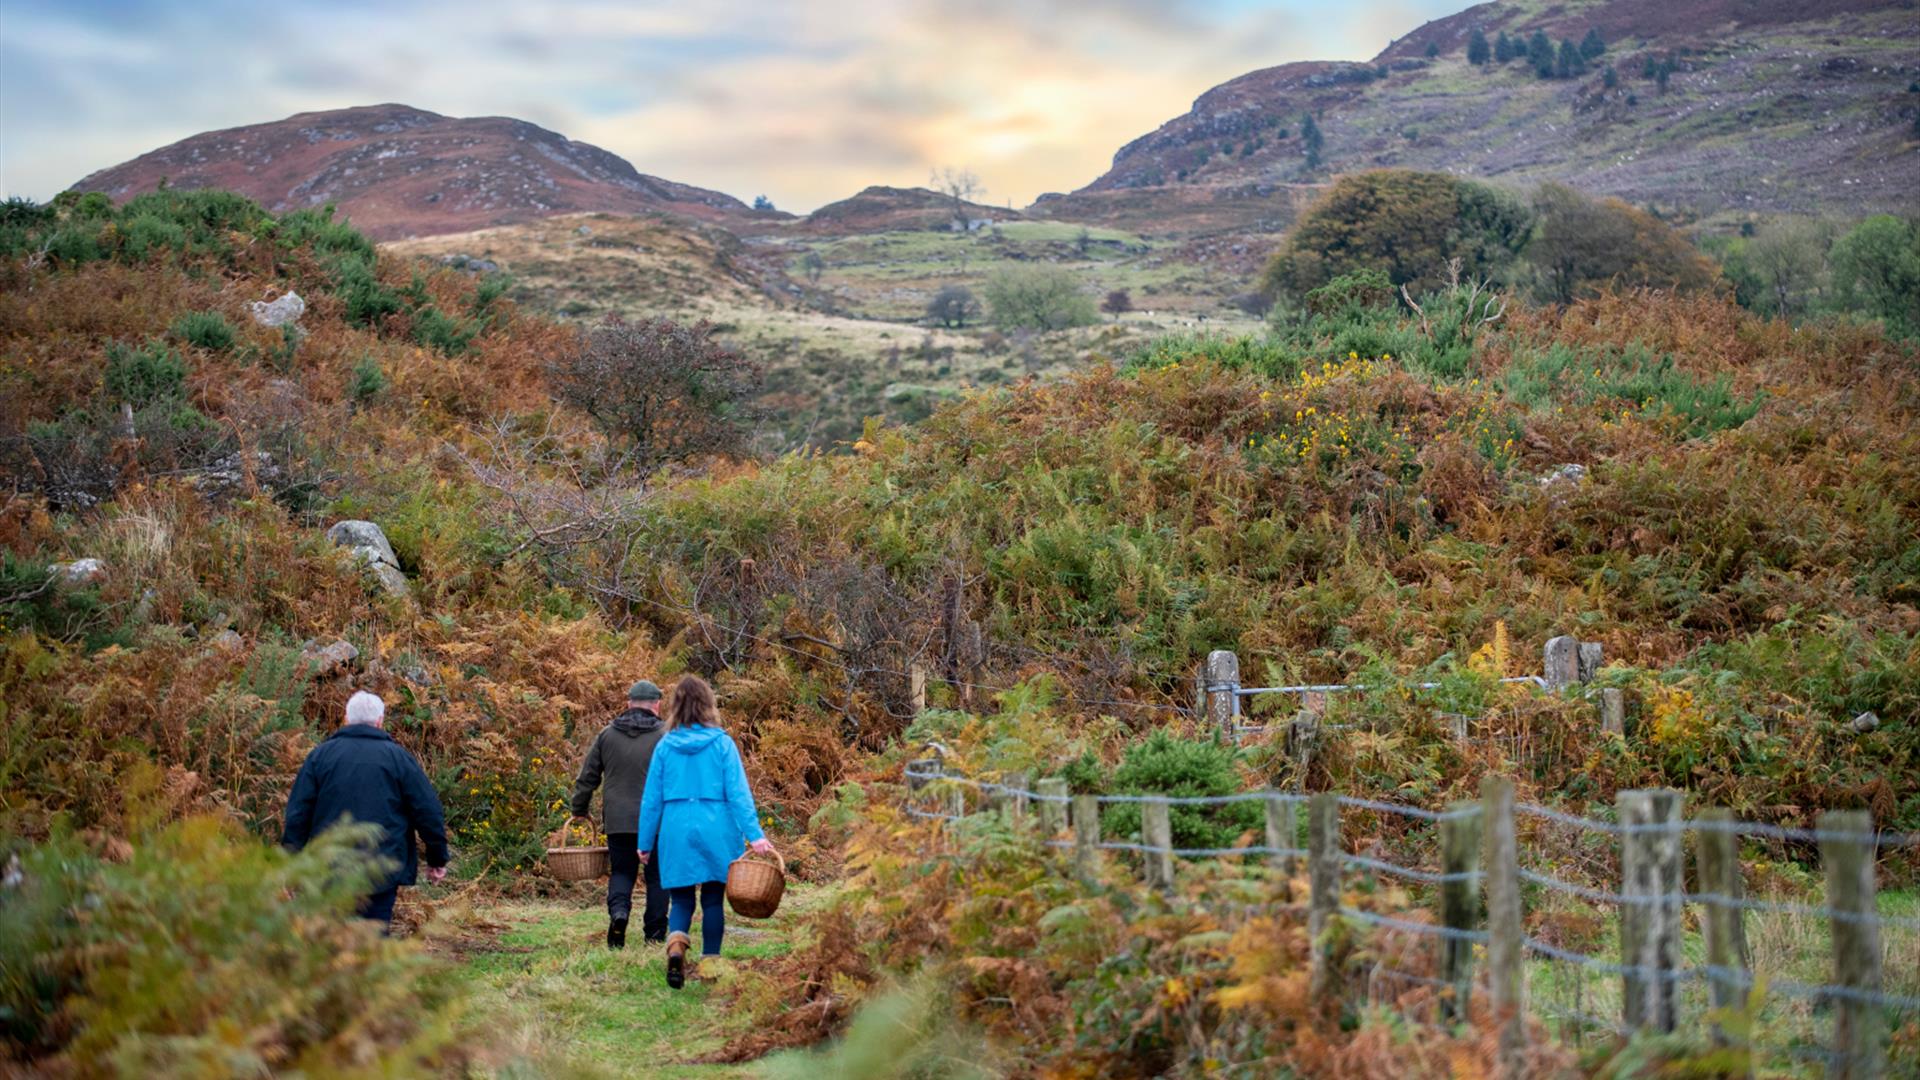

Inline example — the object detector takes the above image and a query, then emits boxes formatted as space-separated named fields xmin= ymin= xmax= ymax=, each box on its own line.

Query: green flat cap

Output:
xmin=627 ymin=680 xmax=663 ymax=701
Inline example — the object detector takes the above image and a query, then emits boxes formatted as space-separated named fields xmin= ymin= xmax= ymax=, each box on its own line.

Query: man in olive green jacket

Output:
xmin=570 ymin=681 xmax=667 ymax=948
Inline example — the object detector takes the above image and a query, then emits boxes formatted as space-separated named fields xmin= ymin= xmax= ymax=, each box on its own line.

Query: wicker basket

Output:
xmin=725 ymin=846 xmax=786 ymax=919
xmin=545 ymin=817 xmax=609 ymax=882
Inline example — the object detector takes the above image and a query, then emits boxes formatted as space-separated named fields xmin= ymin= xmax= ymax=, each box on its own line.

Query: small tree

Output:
xmin=1468 ymin=30 xmax=1491 ymax=66
xmin=1424 ymin=41 xmax=1440 ymax=58
xmin=1495 ymin=32 xmax=1514 ymax=63
xmin=1580 ymin=28 xmax=1606 ymax=61
xmin=1829 ymin=215 xmax=1920 ymax=338
xmin=1075 ymin=227 xmax=1093 ymax=256
xmin=1300 ymin=112 xmax=1324 ymax=171
xmin=1556 ymin=39 xmax=1582 ymax=79
xmin=1101 ymin=289 xmax=1133 ymax=320
xmin=802 ymin=251 xmax=825 ymax=286
xmin=983 ymin=266 xmax=1098 ymax=331
xmin=1603 ymin=65 xmax=1619 ymax=89
xmin=545 ymin=316 xmax=763 ymax=472
xmin=752 ymin=195 xmax=775 ymax=212
xmin=930 ymin=166 xmax=982 ymax=231
xmin=925 ymin=284 xmax=980 ymax=329
xmin=1528 ymin=30 xmax=1554 ymax=77
xmin=1657 ymin=60 xmax=1673 ymax=94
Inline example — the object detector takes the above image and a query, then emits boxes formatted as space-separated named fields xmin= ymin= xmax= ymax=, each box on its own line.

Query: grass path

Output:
xmin=446 ymin=885 xmax=826 ymax=1078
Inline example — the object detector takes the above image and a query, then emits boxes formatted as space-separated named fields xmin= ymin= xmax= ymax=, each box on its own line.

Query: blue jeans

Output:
xmin=667 ymin=881 xmax=726 ymax=955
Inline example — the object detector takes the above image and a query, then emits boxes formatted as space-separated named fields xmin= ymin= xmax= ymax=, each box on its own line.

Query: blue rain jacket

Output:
xmin=634 ymin=725 xmax=765 ymax=889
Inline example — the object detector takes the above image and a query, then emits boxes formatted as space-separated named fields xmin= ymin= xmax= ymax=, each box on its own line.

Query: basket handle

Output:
xmin=553 ymin=815 xmax=597 ymax=850
xmin=741 ymin=842 xmax=785 ymax=875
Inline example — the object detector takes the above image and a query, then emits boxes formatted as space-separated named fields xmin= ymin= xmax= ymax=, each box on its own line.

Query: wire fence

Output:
xmin=899 ymin=760 xmax=1919 ymax=1075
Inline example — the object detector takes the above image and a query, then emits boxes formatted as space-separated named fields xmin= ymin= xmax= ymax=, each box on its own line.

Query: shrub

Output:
xmin=349 ymin=353 xmax=388 ymax=403
xmin=103 ymin=339 xmax=188 ymax=407
xmin=926 ymin=285 xmax=980 ymax=329
xmin=168 ymin=310 xmax=236 ymax=352
xmin=1102 ymin=731 xmax=1259 ymax=850
xmin=546 ymin=316 xmax=765 ymax=472
xmin=330 ymin=253 xmax=405 ymax=327
xmin=983 ymin=266 xmax=1098 ymax=331
xmin=1524 ymin=183 xmax=1718 ymax=302
xmin=411 ymin=304 xmax=479 ymax=356
xmin=1260 ymin=171 xmax=1531 ymax=304
xmin=0 ymin=813 xmax=465 ymax=1072
xmin=1124 ymin=331 xmax=1303 ymax=381
xmin=1500 ymin=343 xmax=1761 ymax=437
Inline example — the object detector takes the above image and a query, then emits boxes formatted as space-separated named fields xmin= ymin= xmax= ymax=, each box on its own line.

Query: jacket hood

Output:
xmin=663 ymin=725 xmax=726 ymax=753
xmin=611 ymin=706 xmax=662 ymax=737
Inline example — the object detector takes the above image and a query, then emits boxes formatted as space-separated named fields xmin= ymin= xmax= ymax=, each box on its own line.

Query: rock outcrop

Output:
xmin=325 ymin=520 xmax=409 ymax=596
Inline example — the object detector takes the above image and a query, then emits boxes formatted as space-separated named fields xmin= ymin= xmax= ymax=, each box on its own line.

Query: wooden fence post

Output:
xmin=1308 ymin=792 xmax=1341 ymax=999
xmin=909 ymin=663 xmax=927 ymax=715
xmin=1265 ymin=793 xmax=1299 ymax=879
xmin=1035 ymin=778 xmax=1069 ymax=837
xmin=948 ymin=779 xmax=966 ymax=820
xmin=1002 ymin=771 xmax=1030 ymax=828
xmin=1072 ymin=794 xmax=1101 ymax=883
xmin=1482 ymin=776 xmax=1525 ymax=1076
xmin=1693 ymin=807 xmax=1750 ymax=1059
xmin=1544 ymin=635 xmax=1580 ymax=690
xmin=1618 ymin=789 xmax=1686 ymax=1034
xmin=1440 ymin=799 xmax=1483 ymax=1025
xmin=1142 ymin=800 xmax=1175 ymax=892
xmin=1821 ymin=809 xmax=1885 ymax=1079
xmin=1205 ymin=649 xmax=1240 ymax=742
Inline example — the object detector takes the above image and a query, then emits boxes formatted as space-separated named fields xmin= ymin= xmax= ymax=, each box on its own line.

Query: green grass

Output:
xmin=455 ymin=888 xmax=825 ymax=1078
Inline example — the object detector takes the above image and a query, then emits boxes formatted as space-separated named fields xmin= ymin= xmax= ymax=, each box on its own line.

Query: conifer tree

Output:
xmin=1528 ymin=30 xmax=1554 ymax=77
xmin=1495 ymin=32 xmax=1514 ymax=63
xmin=1556 ymin=39 xmax=1581 ymax=79
xmin=1468 ymin=29 xmax=1491 ymax=66
xmin=1300 ymin=112 xmax=1324 ymax=171
xmin=1580 ymin=28 xmax=1606 ymax=61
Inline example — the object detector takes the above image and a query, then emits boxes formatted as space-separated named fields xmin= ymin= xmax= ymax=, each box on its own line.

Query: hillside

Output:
xmin=800 ymin=185 xmax=1020 ymax=235
xmin=1049 ymin=0 xmax=1920 ymax=233
xmin=70 ymin=104 xmax=765 ymax=240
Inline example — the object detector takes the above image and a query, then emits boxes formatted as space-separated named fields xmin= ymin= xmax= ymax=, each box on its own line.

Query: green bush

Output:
xmin=103 ymin=339 xmax=188 ymax=407
xmin=1500 ymin=344 xmax=1761 ymax=438
xmin=1829 ymin=214 xmax=1920 ymax=338
xmin=411 ymin=304 xmax=479 ymax=356
xmin=1102 ymin=731 xmax=1259 ymax=850
xmin=168 ymin=310 xmax=236 ymax=352
xmin=1123 ymin=332 xmax=1302 ymax=381
xmin=268 ymin=204 xmax=378 ymax=263
xmin=349 ymin=353 xmax=389 ymax=402
xmin=330 ymin=254 xmax=406 ymax=327
xmin=0 ymin=813 xmax=465 ymax=1072
xmin=983 ymin=265 xmax=1099 ymax=331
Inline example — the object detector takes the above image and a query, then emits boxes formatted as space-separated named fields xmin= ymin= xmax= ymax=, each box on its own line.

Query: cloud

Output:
xmin=0 ymin=0 xmax=1462 ymax=208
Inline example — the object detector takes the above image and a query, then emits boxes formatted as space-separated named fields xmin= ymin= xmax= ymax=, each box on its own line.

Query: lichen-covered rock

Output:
xmin=302 ymin=638 xmax=360 ymax=678
xmin=51 ymin=558 xmax=107 ymax=586
xmin=325 ymin=520 xmax=409 ymax=597
xmin=250 ymin=291 xmax=306 ymax=328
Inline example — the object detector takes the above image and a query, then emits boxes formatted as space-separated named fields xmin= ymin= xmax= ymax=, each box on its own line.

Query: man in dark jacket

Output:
xmin=570 ymin=680 xmax=668 ymax=948
xmin=282 ymin=691 xmax=449 ymax=928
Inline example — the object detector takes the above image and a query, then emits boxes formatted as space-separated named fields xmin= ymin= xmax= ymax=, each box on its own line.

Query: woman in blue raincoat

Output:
xmin=636 ymin=675 xmax=776 ymax=988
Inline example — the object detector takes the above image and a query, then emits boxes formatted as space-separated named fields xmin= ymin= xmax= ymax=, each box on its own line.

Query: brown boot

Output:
xmin=665 ymin=931 xmax=690 ymax=990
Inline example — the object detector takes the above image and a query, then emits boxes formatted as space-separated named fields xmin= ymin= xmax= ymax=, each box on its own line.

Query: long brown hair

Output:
xmin=667 ymin=676 xmax=719 ymax=730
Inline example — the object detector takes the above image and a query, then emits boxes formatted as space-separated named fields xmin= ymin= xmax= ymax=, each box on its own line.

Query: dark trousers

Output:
xmin=667 ymin=881 xmax=727 ymax=955
xmin=605 ymin=833 xmax=669 ymax=942
xmin=358 ymin=886 xmax=399 ymax=931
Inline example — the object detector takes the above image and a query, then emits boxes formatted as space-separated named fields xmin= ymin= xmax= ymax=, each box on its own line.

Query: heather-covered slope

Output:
xmin=70 ymin=103 xmax=762 ymax=240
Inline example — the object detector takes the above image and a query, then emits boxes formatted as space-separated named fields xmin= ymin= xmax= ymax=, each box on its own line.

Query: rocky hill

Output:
xmin=70 ymin=104 xmax=764 ymax=240
xmin=1047 ymin=0 xmax=1920 ymax=233
xmin=801 ymin=185 xmax=1020 ymax=235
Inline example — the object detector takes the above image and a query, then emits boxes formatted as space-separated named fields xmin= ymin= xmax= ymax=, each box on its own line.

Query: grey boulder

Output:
xmin=325 ymin=520 xmax=409 ymax=597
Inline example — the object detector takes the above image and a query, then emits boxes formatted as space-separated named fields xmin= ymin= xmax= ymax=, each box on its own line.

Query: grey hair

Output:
xmin=344 ymin=691 xmax=386 ymax=726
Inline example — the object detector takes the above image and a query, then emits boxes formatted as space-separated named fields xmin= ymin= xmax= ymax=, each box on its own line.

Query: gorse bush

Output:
xmin=0 ymin=811 xmax=465 ymax=1072
xmin=168 ymin=309 xmax=236 ymax=352
xmin=1102 ymin=731 xmax=1260 ymax=850
xmin=1499 ymin=343 xmax=1762 ymax=438
xmin=102 ymin=338 xmax=188 ymax=407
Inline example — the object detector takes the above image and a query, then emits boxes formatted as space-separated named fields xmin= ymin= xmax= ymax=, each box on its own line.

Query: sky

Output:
xmin=0 ymin=0 xmax=1461 ymax=212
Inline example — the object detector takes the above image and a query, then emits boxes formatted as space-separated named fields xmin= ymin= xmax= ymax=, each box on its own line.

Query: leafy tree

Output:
xmin=1424 ymin=41 xmax=1440 ymax=58
xmin=752 ymin=194 xmax=775 ymax=212
xmin=1101 ymin=289 xmax=1133 ymax=319
xmin=545 ymin=316 xmax=764 ymax=472
xmin=1260 ymin=170 xmax=1533 ymax=303
xmin=1468 ymin=29 xmax=1491 ymax=66
xmin=1300 ymin=112 xmax=1324 ymax=171
xmin=1524 ymin=183 xmax=1717 ymax=303
xmin=982 ymin=266 xmax=1098 ymax=331
xmin=1745 ymin=217 xmax=1832 ymax=318
xmin=1829 ymin=215 xmax=1920 ymax=338
xmin=1494 ymin=32 xmax=1514 ymax=63
xmin=925 ymin=284 xmax=980 ymax=329
xmin=1580 ymin=28 xmax=1606 ymax=61
xmin=1528 ymin=30 xmax=1554 ymax=77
